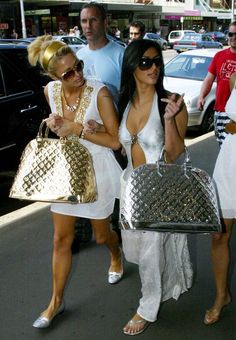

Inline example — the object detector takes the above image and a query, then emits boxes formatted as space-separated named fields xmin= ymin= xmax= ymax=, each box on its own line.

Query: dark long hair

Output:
xmin=118 ymin=39 xmax=168 ymax=125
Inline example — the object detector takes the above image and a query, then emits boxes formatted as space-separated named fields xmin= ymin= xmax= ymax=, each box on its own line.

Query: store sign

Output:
xmin=0 ymin=23 xmax=9 ymax=29
xmin=25 ymin=9 xmax=50 ymax=16
xmin=184 ymin=16 xmax=203 ymax=20
xmin=69 ymin=12 xmax=79 ymax=17
xmin=217 ymin=13 xmax=231 ymax=19
xmin=165 ymin=15 xmax=181 ymax=20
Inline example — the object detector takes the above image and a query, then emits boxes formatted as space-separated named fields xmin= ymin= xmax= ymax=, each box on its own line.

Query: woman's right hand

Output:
xmin=44 ymin=113 xmax=63 ymax=134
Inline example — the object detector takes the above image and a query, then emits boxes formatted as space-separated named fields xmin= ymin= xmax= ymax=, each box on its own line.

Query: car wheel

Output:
xmin=162 ymin=43 xmax=167 ymax=50
xmin=200 ymin=105 xmax=214 ymax=134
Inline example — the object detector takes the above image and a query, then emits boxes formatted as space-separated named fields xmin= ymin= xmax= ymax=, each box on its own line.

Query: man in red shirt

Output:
xmin=198 ymin=21 xmax=236 ymax=146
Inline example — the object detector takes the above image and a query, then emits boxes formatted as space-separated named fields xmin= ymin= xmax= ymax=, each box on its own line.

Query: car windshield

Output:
xmin=146 ymin=33 xmax=160 ymax=39
xmin=182 ymin=34 xmax=201 ymax=41
xmin=165 ymin=55 xmax=212 ymax=81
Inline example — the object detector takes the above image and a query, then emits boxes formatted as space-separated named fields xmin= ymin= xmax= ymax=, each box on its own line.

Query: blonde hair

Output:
xmin=27 ymin=35 xmax=75 ymax=76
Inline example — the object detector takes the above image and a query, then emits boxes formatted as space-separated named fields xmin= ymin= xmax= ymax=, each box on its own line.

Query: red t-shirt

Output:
xmin=208 ymin=48 xmax=236 ymax=112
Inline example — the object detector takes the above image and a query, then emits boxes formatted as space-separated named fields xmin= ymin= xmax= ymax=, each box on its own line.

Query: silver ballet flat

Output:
xmin=32 ymin=301 xmax=65 ymax=329
xmin=108 ymin=248 xmax=124 ymax=284
xmin=108 ymin=270 xmax=123 ymax=284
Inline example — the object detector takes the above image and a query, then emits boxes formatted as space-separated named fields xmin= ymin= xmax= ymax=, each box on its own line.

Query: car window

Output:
xmin=60 ymin=37 xmax=70 ymax=44
xmin=165 ymin=55 xmax=212 ymax=81
xmin=183 ymin=34 xmax=200 ymax=41
xmin=70 ymin=37 xmax=83 ymax=45
xmin=170 ymin=32 xmax=181 ymax=38
xmin=0 ymin=49 xmax=48 ymax=96
xmin=0 ymin=68 xmax=4 ymax=97
xmin=150 ymin=33 xmax=158 ymax=39
xmin=0 ymin=58 xmax=31 ymax=96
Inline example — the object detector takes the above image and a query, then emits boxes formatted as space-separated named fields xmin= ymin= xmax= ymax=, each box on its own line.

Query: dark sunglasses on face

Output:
xmin=138 ymin=56 xmax=162 ymax=71
xmin=228 ymin=32 xmax=236 ymax=38
xmin=60 ymin=60 xmax=84 ymax=81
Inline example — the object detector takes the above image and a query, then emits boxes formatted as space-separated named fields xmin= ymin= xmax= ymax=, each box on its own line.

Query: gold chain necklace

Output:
xmin=61 ymin=89 xmax=81 ymax=112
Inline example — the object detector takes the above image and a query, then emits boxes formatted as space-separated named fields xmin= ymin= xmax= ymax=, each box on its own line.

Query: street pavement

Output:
xmin=0 ymin=132 xmax=236 ymax=340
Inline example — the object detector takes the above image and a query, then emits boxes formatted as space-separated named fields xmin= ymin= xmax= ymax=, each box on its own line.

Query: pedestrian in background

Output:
xmin=11 ymin=29 xmax=18 ymax=39
xmin=204 ymin=71 xmax=236 ymax=325
xmin=27 ymin=35 xmax=123 ymax=328
xmin=73 ymin=25 xmax=81 ymax=38
xmin=77 ymin=1 xmax=124 ymax=104
xmin=128 ymin=20 xmax=145 ymax=43
xmin=197 ymin=21 xmax=236 ymax=147
xmin=68 ymin=28 xmax=75 ymax=36
xmin=76 ymin=1 xmax=126 ymax=245
xmin=118 ymin=39 xmax=193 ymax=336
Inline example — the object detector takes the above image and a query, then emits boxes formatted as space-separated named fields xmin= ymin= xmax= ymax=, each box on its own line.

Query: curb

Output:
xmin=0 ymin=131 xmax=215 ymax=230
xmin=0 ymin=202 xmax=50 ymax=229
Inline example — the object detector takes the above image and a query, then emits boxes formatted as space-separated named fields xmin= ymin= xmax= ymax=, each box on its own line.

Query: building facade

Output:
xmin=0 ymin=0 xmax=234 ymax=39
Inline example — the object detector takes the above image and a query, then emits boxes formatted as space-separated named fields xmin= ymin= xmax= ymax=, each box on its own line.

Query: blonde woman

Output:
xmin=27 ymin=35 xmax=123 ymax=328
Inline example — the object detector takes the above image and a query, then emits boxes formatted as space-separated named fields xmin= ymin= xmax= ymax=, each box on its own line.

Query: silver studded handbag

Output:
xmin=120 ymin=148 xmax=221 ymax=234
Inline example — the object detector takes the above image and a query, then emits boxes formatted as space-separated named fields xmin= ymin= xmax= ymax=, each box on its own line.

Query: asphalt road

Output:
xmin=0 ymin=133 xmax=236 ymax=340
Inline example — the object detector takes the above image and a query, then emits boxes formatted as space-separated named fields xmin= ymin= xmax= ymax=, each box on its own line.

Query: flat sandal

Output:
xmin=123 ymin=318 xmax=150 ymax=336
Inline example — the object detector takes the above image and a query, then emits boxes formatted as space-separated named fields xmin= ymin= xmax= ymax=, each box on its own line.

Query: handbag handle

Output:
xmin=36 ymin=120 xmax=72 ymax=145
xmin=37 ymin=120 xmax=50 ymax=138
xmin=158 ymin=146 xmax=192 ymax=177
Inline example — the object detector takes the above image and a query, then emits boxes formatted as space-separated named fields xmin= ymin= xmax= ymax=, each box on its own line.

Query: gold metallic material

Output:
xmin=10 ymin=83 xmax=97 ymax=204
xmin=42 ymin=41 xmax=65 ymax=71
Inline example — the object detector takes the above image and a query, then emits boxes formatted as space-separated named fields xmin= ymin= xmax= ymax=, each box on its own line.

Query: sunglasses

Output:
xmin=138 ymin=57 xmax=162 ymax=71
xmin=60 ymin=60 xmax=84 ymax=81
xmin=228 ymin=32 xmax=236 ymax=38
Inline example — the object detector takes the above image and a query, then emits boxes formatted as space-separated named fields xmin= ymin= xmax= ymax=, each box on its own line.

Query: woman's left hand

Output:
xmin=83 ymin=120 xmax=102 ymax=134
xmin=161 ymin=93 xmax=184 ymax=120
xmin=54 ymin=119 xmax=75 ymax=137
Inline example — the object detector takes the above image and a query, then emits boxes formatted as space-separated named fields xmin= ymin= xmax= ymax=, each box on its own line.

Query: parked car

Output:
xmin=53 ymin=35 xmax=86 ymax=53
xmin=80 ymin=33 xmax=127 ymax=48
xmin=164 ymin=49 xmax=219 ymax=133
xmin=0 ymin=42 xmax=50 ymax=173
xmin=168 ymin=30 xmax=196 ymax=48
xmin=106 ymin=34 xmax=127 ymax=47
xmin=143 ymin=32 xmax=168 ymax=50
xmin=173 ymin=33 xmax=223 ymax=53
xmin=204 ymin=31 xmax=228 ymax=45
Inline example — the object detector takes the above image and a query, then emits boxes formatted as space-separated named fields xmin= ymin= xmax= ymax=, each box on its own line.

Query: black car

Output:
xmin=0 ymin=42 xmax=50 ymax=173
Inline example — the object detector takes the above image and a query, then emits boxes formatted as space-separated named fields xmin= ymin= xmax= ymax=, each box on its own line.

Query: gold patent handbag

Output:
xmin=9 ymin=121 xmax=97 ymax=203
xmin=120 ymin=148 xmax=221 ymax=234
xmin=9 ymin=83 xmax=97 ymax=204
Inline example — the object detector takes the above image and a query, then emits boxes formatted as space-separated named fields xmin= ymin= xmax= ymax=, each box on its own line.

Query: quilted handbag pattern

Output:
xmin=9 ymin=123 xmax=97 ymax=203
xmin=120 ymin=148 xmax=221 ymax=234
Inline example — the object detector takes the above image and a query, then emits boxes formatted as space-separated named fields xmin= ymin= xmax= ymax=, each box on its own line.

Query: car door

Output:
xmin=0 ymin=48 xmax=48 ymax=170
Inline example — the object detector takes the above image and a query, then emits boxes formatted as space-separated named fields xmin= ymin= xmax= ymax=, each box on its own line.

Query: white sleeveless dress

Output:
xmin=213 ymin=85 xmax=236 ymax=218
xmin=119 ymin=93 xmax=193 ymax=322
xmin=47 ymin=79 xmax=122 ymax=219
